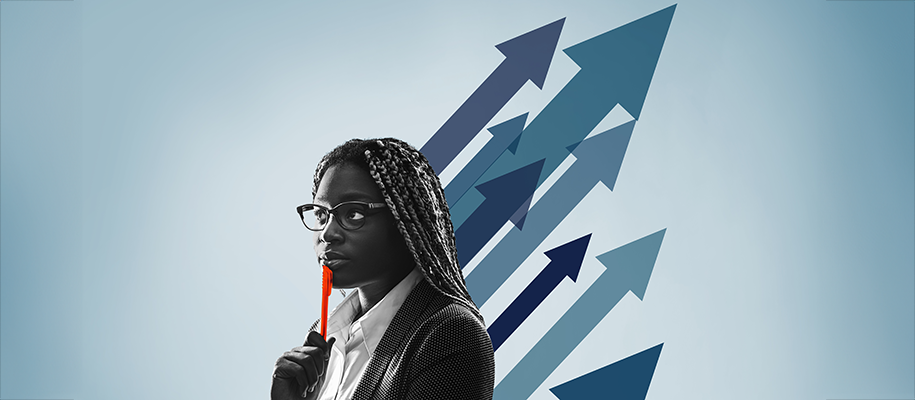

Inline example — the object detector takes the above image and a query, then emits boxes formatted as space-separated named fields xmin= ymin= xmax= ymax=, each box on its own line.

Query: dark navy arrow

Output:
xmin=549 ymin=344 xmax=664 ymax=400
xmin=457 ymin=5 xmax=675 ymax=220
xmin=455 ymin=159 xmax=544 ymax=267
xmin=421 ymin=18 xmax=564 ymax=174
xmin=465 ymin=120 xmax=635 ymax=304
xmin=488 ymin=233 xmax=591 ymax=351
xmin=444 ymin=113 xmax=527 ymax=208
xmin=493 ymin=229 xmax=666 ymax=400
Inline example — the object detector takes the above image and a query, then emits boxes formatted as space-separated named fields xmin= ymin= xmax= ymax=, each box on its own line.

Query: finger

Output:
xmin=325 ymin=337 xmax=336 ymax=362
xmin=286 ymin=347 xmax=326 ymax=377
xmin=305 ymin=331 xmax=329 ymax=351
xmin=270 ymin=370 xmax=300 ymax=400
xmin=281 ymin=351 xmax=320 ymax=387
xmin=274 ymin=357 xmax=309 ymax=391
xmin=302 ymin=335 xmax=336 ymax=365
xmin=301 ymin=373 xmax=322 ymax=398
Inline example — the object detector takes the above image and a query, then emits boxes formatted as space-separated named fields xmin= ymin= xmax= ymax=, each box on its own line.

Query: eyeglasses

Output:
xmin=296 ymin=201 xmax=388 ymax=231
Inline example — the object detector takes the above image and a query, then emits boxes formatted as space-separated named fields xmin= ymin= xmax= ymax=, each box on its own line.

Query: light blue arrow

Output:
xmin=487 ymin=233 xmax=591 ymax=351
xmin=465 ymin=120 xmax=635 ymax=305
xmin=549 ymin=343 xmax=664 ymax=400
xmin=493 ymin=229 xmax=666 ymax=400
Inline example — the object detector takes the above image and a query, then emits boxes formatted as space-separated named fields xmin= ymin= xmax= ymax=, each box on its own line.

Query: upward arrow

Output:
xmin=465 ymin=120 xmax=635 ymax=305
xmin=487 ymin=233 xmax=591 ymax=351
xmin=421 ymin=19 xmax=564 ymax=174
xmin=456 ymin=5 xmax=675 ymax=216
xmin=454 ymin=159 xmax=544 ymax=267
xmin=444 ymin=113 xmax=527 ymax=208
xmin=493 ymin=229 xmax=666 ymax=400
xmin=549 ymin=344 xmax=664 ymax=400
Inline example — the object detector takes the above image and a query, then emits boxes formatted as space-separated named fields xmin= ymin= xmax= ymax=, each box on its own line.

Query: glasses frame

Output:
xmin=296 ymin=201 xmax=388 ymax=231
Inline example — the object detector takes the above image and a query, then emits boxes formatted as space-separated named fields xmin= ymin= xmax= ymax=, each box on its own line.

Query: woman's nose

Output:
xmin=318 ymin=215 xmax=345 ymax=243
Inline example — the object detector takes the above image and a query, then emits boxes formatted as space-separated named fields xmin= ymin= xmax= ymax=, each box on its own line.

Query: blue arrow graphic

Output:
xmin=465 ymin=120 xmax=635 ymax=304
xmin=457 ymin=5 xmax=675 ymax=219
xmin=444 ymin=113 xmax=527 ymax=208
xmin=488 ymin=233 xmax=591 ymax=351
xmin=549 ymin=343 xmax=664 ymax=400
xmin=493 ymin=229 xmax=666 ymax=400
xmin=455 ymin=159 xmax=545 ymax=267
xmin=421 ymin=19 xmax=564 ymax=174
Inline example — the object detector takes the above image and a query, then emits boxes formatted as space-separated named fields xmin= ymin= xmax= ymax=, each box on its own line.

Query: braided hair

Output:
xmin=313 ymin=138 xmax=482 ymax=322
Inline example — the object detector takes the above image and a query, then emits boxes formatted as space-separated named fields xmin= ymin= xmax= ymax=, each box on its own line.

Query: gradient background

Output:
xmin=1 ymin=1 xmax=912 ymax=399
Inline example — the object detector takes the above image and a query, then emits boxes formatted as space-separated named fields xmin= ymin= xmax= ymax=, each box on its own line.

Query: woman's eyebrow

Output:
xmin=314 ymin=191 xmax=380 ymax=205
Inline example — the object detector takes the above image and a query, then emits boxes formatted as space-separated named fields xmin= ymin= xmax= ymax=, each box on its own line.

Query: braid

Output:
xmin=313 ymin=138 xmax=482 ymax=323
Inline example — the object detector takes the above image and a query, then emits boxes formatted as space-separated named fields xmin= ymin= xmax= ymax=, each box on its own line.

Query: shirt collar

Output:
xmin=325 ymin=267 xmax=424 ymax=354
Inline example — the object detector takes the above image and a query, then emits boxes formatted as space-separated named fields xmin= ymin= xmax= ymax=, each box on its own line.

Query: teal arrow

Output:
xmin=465 ymin=120 xmax=635 ymax=305
xmin=444 ymin=113 xmax=527 ymax=208
xmin=492 ymin=229 xmax=666 ymax=400
xmin=463 ymin=4 xmax=675 ymax=213
xmin=549 ymin=343 xmax=664 ymax=400
xmin=455 ymin=159 xmax=544 ymax=267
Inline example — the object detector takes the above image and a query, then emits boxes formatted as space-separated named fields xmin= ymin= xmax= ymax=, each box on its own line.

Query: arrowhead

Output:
xmin=595 ymin=229 xmax=665 ymax=300
xmin=496 ymin=18 xmax=565 ymax=89
xmin=544 ymin=234 xmax=592 ymax=282
xmin=476 ymin=159 xmax=546 ymax=229
xmin=487 ymin=113 xmax=527 ymax=149
xmin=549 ymin=343 xmax=664 ymax=400
xmin=507 ymin=132 xmax=522 ymax=155
xmin=474 ymin=158 xmax=545 ymax=218
xmin=571 ymin=120 xmax=636 ymax=191
xmin=562 ymin=5 xmax=675 ymax=120
xmin=565 ymin=140 xmax=582 ymax=154
xmin=457 ymin=160 xmax=544 ymax=266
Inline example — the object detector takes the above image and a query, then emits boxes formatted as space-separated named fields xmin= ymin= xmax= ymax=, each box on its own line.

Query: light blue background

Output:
xmin=1 ymin=1 xmax=912 ymax=399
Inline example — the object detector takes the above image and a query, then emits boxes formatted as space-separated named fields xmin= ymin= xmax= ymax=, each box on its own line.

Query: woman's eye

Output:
xmin=314 ymin=210 xmax=329 ymax=223
xmin=346 ymin=209 xmax=365 ymax=221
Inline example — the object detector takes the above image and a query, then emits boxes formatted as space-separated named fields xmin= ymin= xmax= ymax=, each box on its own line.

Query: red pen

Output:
xmin=320 ymin=265 xmax=333 ymax=339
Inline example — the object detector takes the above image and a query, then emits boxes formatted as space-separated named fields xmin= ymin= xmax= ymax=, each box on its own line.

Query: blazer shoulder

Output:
xmin=399 ymin=293 xmax=495 ymax=400
xmin=407 ymin=291 xmax=493 ymax=367
xmin=353 ymin=280 xmax=495 ymax=400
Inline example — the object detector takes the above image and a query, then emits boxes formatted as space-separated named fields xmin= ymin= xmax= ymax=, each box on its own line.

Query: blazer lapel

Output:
xmin=351 ymin=279 xmax=436 ymax=400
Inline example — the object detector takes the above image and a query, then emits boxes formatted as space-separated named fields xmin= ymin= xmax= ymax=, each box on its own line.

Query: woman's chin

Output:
xmin=330 ymin=277 xmax=357 ymax=290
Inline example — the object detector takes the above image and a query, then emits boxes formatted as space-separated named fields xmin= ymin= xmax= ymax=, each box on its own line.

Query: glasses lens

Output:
xmin=301 ymin=205 xmax=329 ymax=231
xmin=336 ymin=203 xmax=368 ymax=230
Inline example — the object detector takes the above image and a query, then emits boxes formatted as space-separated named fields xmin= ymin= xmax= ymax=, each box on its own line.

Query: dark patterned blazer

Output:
xmin=340 ymin=278 xmax=495 ymax=400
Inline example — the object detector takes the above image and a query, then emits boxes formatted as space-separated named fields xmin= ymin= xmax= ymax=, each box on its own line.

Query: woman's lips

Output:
xmin=321 ymin=258 xmax=348 ymax=268
xmin=320 ymin=252 xmax=347 ymax=268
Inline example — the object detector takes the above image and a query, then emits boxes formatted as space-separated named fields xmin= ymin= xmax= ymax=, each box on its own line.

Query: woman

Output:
xmin=272 ymin=138 xmax=495 ymax=400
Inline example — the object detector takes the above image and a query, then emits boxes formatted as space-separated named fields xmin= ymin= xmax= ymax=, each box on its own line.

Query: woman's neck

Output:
xmin=355 ymin=266 xmax=415 ymax=319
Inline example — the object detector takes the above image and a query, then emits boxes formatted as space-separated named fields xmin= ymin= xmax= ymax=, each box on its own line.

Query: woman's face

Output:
xmin=312 ymin=163 xmax=415 ymax=291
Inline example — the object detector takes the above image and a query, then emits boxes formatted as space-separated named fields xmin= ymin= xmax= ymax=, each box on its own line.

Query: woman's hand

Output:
xmin=272 ymin=331 xmax=336 ymax=400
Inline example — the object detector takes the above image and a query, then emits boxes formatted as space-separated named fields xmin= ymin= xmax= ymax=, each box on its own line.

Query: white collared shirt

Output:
xmin=316 ymin=268 xmax=423 ymax=400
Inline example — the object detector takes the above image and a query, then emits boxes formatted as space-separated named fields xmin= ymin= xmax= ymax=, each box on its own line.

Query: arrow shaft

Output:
xmin=471 ymin=69 xmax=620 ymax=195
xmin=444 ymin=126 xmax=522 ymax=208
xmin=422 ymin=61 xmax=529 ymax=174
xmin=487 ymin=263 xmax=565 ymax=351
xmin=493 ymin=266 xmax=628 ymax=400
xmin=494 ymin=230 xmax=665 ymax=399
xmin=455 ymin=200 xmax=504 ymax=267
xmin=465 ymin=159 xmax=596 ymax=304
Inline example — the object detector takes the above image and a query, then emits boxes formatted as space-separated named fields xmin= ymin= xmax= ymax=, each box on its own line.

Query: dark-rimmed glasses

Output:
xmin=296 ymin=201 xmax=388 ymax=231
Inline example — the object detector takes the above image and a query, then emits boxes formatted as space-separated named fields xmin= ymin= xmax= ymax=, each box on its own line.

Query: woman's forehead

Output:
xmin=314 ymin=163 xmax=383 ymax=203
